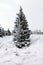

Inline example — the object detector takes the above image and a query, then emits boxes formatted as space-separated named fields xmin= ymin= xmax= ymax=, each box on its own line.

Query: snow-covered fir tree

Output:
xmin=7 ymin=29 xmax=11 ymax=35
xmin=13 ymin=7 xmax=31 ymax=48
xmin=0 ymin=26 xmax=2 ymax=37
xmin=1 ymin=28 xmax=5 ymax=36
xmin=0 ymin=25 xmax=5 ymax=37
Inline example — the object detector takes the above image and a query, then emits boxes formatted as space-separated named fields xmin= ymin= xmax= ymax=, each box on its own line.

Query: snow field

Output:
xmin=0 ymin=35 xmax=43 ymax=65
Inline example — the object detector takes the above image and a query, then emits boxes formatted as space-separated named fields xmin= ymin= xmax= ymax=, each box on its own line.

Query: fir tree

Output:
xmin=0 ymin=27 xmax=2 ymax=37
xmin=13 ymin=7 xmax=31 ymax=48
xmin=0 ymin=25 xmax=5 ymax=37
xmin=2 ymin=28 xmax=5 ymax=36
xmin=0 ymin=25 xmax=3 ymax=37
xmin=7 ymin=29 xmax=11 ymax=35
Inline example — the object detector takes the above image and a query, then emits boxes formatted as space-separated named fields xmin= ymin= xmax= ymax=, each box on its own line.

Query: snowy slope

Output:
xmin=0 ymin=35 xmax=43 ymax=65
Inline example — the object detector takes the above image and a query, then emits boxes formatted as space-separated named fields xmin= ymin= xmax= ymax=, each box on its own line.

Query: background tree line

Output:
xmin=0 ymin=26 xmax=11 ymax=37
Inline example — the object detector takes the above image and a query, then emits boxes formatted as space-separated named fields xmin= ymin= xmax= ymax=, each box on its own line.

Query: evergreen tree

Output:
xmin=0 ymin=25 xmax=3 ymax=37
xmin=7 ymin=29 xmax=11 ymax=35
xmin=1 ymin=28 xmax=5 ymax=36
xmin=0 ymin=27 xmax=2 ymax=37
xmin=0 ymin=26 xmax=5 ymax=37
xmin=13 ymin=7 xmax=31 ymax=48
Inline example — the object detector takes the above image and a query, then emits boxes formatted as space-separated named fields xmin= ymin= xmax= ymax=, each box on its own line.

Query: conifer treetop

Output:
xmin=20 ymin=6 xmax=22 ymax=12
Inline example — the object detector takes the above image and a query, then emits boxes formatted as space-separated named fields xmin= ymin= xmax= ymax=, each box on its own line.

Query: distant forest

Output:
xmin=0 ymin=25 xmax=11 ymax=37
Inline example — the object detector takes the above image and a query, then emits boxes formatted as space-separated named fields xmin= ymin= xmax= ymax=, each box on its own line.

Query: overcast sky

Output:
xmin=0 ymin=0 xmax=43 ymax=31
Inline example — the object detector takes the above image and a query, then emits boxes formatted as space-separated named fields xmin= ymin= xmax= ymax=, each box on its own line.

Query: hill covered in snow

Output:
xmin=0 ymin=35 xmax=43 ymax=65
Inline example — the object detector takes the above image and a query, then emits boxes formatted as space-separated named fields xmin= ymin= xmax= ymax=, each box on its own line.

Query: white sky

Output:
xmin=0 ymin=0 xmax=43 ymax=31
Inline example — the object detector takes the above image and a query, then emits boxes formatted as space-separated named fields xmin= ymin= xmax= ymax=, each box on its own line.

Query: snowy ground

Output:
xmin=0 ymin=34 xmax=43 ymax=65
